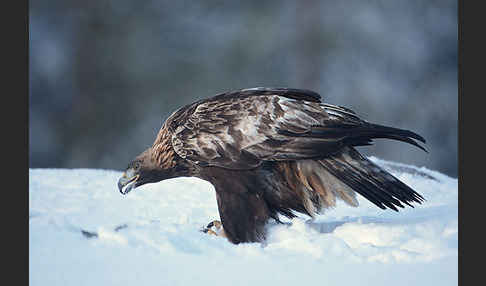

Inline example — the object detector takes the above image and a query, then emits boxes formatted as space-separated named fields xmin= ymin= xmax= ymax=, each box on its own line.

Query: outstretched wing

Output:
xmin=163 ymin=87 xmax=425 ymax=170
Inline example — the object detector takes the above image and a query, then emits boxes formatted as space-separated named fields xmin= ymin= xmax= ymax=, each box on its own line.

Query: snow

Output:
xmin=29 ymin=157 xmax=457 ymax=286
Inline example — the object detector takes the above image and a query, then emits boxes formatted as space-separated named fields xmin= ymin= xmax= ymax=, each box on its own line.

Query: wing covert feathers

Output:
xmin=212 ymin=87 xmax=322 ymax=103
xmin=164 ymin=89 xmax=426 ymax=170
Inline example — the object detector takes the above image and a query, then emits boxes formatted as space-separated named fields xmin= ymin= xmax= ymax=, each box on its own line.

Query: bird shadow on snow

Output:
xmin=304 ymin=216 xmax=388 ymax=234
xmin=265 ymin=215 xmax=394 ymax=237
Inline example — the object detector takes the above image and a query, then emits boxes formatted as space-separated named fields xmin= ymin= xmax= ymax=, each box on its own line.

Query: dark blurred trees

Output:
xmin=29 ymin=0 xmax=457 ymax=177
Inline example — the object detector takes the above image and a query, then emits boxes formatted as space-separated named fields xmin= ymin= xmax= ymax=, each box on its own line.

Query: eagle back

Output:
xmin=165 ymin=88 xmax=331 ymax=170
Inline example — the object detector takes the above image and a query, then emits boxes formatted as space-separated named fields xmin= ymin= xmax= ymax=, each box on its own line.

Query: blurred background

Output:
xmin=29 ymin=0 xmax=457 ymax=177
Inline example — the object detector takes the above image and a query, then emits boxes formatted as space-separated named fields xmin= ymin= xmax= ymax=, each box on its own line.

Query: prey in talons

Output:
xmin=201 ymin=220 xmax=227 ymax=239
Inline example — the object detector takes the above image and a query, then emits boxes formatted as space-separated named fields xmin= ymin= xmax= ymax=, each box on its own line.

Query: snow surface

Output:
xmin=29 ymin=157 xmax=457 ymax=286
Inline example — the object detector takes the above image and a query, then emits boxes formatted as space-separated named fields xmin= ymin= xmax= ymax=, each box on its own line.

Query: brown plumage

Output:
xmin=118 ymin=87 xmax=426 ymax=244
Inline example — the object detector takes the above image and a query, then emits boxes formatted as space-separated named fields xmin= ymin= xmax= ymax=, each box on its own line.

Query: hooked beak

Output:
xmin=118 ymin=169 xmax=140 ymax=195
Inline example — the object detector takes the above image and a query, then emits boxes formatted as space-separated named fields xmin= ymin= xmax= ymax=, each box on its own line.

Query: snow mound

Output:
xmin=29 ymin=158 xmax=457 ymax=286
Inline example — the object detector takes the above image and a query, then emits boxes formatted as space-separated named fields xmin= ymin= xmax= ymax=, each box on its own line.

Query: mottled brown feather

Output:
xmin=151 ymin=123 xmax=176 ymax=169
xmin=124 ymin=87 xmax=425 ymax=244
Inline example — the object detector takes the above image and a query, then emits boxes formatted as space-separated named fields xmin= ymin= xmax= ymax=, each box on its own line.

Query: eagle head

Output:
xmin=117 ymin=148 xmax=174 ymax=195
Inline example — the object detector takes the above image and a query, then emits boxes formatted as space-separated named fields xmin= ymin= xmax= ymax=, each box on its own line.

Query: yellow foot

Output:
xmin=201 ymin=220 xmax=227 ymax=238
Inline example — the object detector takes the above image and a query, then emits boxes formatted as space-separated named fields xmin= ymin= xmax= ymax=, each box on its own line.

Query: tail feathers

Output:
xmin=318 ymin=147 xmax=425 ymax=211
xmin=308 ymin=122 xmax=427 ymax=153
xmin=351 ymin=123 xmax=427 ymax=153
xmin=319 ymin=103 xmax=427 ymax=152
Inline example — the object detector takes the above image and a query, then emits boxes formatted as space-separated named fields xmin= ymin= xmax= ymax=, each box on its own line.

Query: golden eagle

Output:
xmin=118 ymin=87 xmax=426 ymax=244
